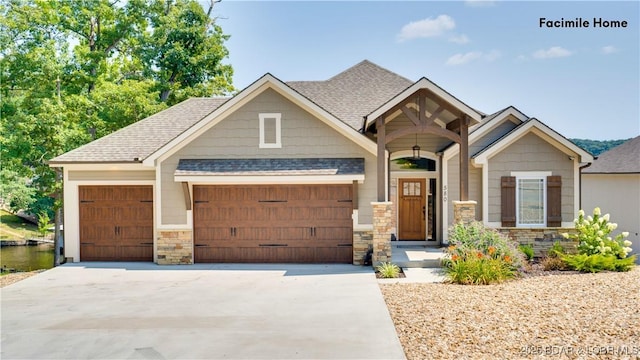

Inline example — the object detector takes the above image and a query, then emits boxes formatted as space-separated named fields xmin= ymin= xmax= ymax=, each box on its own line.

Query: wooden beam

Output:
xmin=386 ymin=124 xmax=461 ymax=144
xmin=182 ymin=182 xmax=192 ymax=210
xmin=425 ymin=106 xmax=444 ymax=127
xmin=459 ymin=115 xmax=469 ymax=201
xmin=418 ymin=93 xmax=426 ymax=124
xmin=400 ymin=105 xmax=420 ymax=126
xmin=446 ymin=117 xmax=460 ymax=131
xmin=352 ymin=180 xmax=359 ymax=210
xmin=376 ymin=116 xmax=386 ymax=202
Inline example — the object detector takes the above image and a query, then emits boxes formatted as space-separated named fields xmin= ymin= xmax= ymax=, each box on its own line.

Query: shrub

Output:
xmin=562 ymin=207 xmax=633 ymax=259
xmin=376 ymin=262 xmax=401 ymax=278
xmin=561 ymin=253 xmax=636 ymax=273
xmin=519 ymin=244 xmax=534 ymax=261
xmin=444 ymin=222 xmax=524 ymax=284
xmin=541 ymin=256 xmax=568 ymax=271
xmin=548 ymin=241 xmax=566 ymax=258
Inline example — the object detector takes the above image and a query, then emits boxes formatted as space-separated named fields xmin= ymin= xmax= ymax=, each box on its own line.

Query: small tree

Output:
xmin=37 ymin=211 xmax=50 ymax=239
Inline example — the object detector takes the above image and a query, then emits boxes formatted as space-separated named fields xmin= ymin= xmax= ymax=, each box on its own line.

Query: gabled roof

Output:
xmin=583 ymin=136 xmax=640 ymax=173
xmin=49 ymin=98 xmax=229 ymax=164
xmin=288 ymin=60 xmax=413 ymax=130
xmin=472 ymin=118 xmax=595 ymax=164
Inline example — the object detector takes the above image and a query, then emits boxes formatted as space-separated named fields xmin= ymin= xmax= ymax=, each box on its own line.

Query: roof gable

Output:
xmin=472 ymin=118 xmax=594 ymax=165
xmin=583 ymin=136 xmax=640 ymax=173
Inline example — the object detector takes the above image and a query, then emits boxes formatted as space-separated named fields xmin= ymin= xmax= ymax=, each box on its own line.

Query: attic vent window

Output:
xmin=259 ymin=113 xmax=281 ymax=148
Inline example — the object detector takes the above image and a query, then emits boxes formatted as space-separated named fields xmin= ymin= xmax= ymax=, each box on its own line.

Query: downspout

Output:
xmin=578 ymin=161 xmax=594 ymax=210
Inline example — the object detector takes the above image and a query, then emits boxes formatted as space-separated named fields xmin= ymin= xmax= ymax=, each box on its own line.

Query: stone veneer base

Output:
xmin=157 ymin=230 xmax=193 ymax=265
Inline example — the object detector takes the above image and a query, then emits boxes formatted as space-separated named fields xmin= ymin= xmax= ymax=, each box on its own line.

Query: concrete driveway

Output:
xmin=1 ymin=263 xmax=405 ymax=360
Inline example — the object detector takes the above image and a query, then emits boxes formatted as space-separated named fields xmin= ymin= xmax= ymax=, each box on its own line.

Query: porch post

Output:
xmin=376 ymin=116 xmax=386 ymax=202
xmin=459 ymin=115 xmax=469 ymax=201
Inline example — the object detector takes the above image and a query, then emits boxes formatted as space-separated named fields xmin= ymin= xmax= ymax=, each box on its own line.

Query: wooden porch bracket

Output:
xmin=182 ymin=182 xmax=192 ymax=210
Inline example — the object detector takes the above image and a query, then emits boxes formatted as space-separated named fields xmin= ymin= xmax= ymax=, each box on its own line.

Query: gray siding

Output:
xmin=470 ymin=118 xmax=519 ymax=155
xmin=160 ymin=88 xmax=376 ymax=225
xmin=487 ymin=132 xmax=575 ymax=223
xmin=446 ymin=156 xmax=482 ymax=227
xmin=68 ymin=170 xmax=155 ymax=181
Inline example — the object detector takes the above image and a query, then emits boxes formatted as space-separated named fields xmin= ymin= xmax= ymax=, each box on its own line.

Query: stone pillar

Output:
xmin=157 ymin=230 xmax=193 ymax=265
xmin=453 ymin=200 xmax=477 ymax=225
xmin=372 ymin=202 xmax=393 ymax=266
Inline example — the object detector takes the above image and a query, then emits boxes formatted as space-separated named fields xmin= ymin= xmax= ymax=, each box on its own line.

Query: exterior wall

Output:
xmin=446 ymin=156 xmax=482 ymax=227
xmin=353 ymin=230 xmax=373 ymax=265
xmin=582 ymin=173 xmax=640 ymax=260
xmin=496 ymin=228 xmax=577 ymax=258
xmin=159 ymin=88 xmax=377 ymax=226
xmin=157 ymin=230 xmax=193 ymax=264
xmin=68 ymin=170 xmax=155 ymax=181
xmin=469 ymin=119 xmax=519 ymax=155
xmin=487 ymin=132 xmax=575 ymax=223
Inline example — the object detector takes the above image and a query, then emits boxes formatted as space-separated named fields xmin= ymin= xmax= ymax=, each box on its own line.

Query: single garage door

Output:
xmin=194 ymin=184 xmax=353 ymax=263
xmin=79 ymin=185 xmax=154 ymax=261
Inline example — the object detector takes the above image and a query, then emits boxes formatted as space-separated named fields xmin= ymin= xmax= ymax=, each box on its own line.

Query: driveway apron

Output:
xmin=1 ymin=263 xmax=405 ymax=359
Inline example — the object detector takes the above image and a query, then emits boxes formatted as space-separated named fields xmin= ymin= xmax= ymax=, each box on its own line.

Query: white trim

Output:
xmin=63 ymin=178 xmax=156 ymax=263
xmin=175 ymin=175 xmax=365 ymax=185
xmin=352 ymin=209 xmax=374 ymax=231
xmin=513 ymin=173 xmax=549 ymax=228
xmin=365 ymin=78 xmax=482 ymax=128
xmin=144 ymin=74 xmax=377 ymax=167
xmin=259 ymin=113 xmax=281 ymax=148
xmin=473 ymin=119 xmax=594 ymax=165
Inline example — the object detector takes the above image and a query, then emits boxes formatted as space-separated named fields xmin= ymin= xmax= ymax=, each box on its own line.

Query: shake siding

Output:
xmin=68 ymin=170 xmax=155 ymax=181
xmin=160 ymin=88 xmax=376 ymax=225
xmin=446 ymin=156 xmax=482 ymax=226
xmin=487 ymin=132 xmax=575 ymax=223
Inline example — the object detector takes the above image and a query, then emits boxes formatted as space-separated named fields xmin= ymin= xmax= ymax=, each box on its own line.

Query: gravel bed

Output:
xmin=0 ymin=270 xmax=44 ymax=288
xmin=380 ymin=267 xmax=640 ymax=360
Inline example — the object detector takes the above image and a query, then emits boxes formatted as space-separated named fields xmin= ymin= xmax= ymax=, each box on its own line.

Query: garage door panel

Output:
xmin=79 ymin=186 xmax=153 ymax=262
xmin=194 ymin=184 xmax=353 ymax=263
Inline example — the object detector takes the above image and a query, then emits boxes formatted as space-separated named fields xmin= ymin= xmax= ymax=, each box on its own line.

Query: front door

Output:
xmin=398 ymin=179 xmax=426 ymax=240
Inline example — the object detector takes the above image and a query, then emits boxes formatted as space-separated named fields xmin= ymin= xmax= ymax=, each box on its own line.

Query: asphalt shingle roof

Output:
xmin=175 ymin=158 xmax=365 ymax=176
xmin=287 ymin=60 xmax=413 ymax=130
xmin=582 ymin=136 xmax=640 ymax=173
xmin=49 ymin=97 xmax=229 ymax=163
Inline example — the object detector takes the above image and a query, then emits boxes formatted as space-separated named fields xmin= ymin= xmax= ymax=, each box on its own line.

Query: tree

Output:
xmin=37 ymin=211 xmax=50 ymax=239
xmin=0 ymin=0 xmax=233 ymax=220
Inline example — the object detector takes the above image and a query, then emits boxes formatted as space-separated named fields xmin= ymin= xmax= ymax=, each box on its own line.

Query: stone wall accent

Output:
xmin=157 ymin=230 xmax=193 ymax=265
xmin=497 ymin=228 xmax=578 ymax=258
xmin=372 ymin=202 xmax=393 ymax=266
xmin=453 ymin=200 xmax=477 ymax=225
xmin=353 ymin=230 xmax=373 ymax=265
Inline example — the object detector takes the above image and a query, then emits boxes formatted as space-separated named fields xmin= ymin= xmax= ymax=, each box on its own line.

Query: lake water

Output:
xmin=0 ymin=244 xmax=54 ymax=272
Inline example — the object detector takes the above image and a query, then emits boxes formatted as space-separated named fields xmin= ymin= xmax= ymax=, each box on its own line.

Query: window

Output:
xmin=501 ymin=172 xmax=561 ymax=228
xmin=259 ymin=113 xmax=281 ymax=148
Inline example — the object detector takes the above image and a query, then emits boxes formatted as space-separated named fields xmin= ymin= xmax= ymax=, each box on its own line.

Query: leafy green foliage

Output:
xmin=518 ymin=244 xmax=534 ymax=261
xmin=563 ymin=208 xmax=633 ymax=259
xmin=37 ymin=211 xmax=50 ymax=238
xmin=444 ymin=222 xmax=524 ymax=284
xmin=376 ymin=262 xmax=401 ymax=278
xmin=548 ymin=241 xmax=566 ymax=258
xmin=0 ymin=0 xmax=233 ymax=217
xmin=561 ymin=253 xmax=636 ymax=273
xmin=570 ymin=138 xmax=629 ymax=156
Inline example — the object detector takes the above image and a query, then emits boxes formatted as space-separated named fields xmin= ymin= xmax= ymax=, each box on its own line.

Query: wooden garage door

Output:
xmin=194 ymin=185 xmax=353 ymax=263
xmin=79 ymin=186 xmax=154 ymax=261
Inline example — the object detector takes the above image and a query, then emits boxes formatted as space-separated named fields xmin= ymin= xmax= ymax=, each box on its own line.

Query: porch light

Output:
xmin=412 ymin=134 xmax=420 ymax=159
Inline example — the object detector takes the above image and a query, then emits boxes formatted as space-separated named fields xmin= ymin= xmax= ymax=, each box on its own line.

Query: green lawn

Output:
xmin=0 ymin=210 xmax=40 ymax=240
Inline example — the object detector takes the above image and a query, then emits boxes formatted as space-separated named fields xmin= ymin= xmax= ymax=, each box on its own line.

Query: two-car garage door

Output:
xmin=193 ymin=184 xmax=354 ymax=263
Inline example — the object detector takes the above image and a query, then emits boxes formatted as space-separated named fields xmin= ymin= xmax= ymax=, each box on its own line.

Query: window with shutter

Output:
xmin=502 ymin=172 xmax=561 ymax=228
xmin=501 ymin=176 xmax=516 ymax=227
xmin=546 ymin=175 xmax=562 ymax=227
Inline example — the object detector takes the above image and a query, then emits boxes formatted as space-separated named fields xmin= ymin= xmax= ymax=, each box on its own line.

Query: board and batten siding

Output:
xmin=487 ymin=132 xmax=575 ymax=223
xmin=159 ymin=88 xmax=376 ymax=225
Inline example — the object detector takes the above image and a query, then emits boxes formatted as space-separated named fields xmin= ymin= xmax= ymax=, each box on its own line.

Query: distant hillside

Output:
xmin=570 ymin=138 xmax=631 ymax=156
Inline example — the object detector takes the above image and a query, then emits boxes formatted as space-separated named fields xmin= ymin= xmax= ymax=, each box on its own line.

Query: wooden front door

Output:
xmin=398 ymin=179 xmax=426 ymax=240
xmin=193 ymin=184 xmax=353 ymax=263
xmin=79 ymin=186 xmax=154 ymax=261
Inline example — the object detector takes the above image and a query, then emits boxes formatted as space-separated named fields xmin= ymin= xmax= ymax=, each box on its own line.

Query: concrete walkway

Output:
xmin=1 ymin=263 xmax=405 ymax=360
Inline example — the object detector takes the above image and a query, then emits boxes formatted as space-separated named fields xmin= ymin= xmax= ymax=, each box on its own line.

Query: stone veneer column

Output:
xmin=453 ymin=200 xmax=477 ymax=225
xmin=157 ymin=230 xmax=193 ymax=265
xmin=372 ymin=202 xmax=393 ymax=266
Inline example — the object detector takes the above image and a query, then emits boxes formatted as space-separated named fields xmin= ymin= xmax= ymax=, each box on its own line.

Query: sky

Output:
xmin=212 ymin=1 xmax=639 ymax=141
